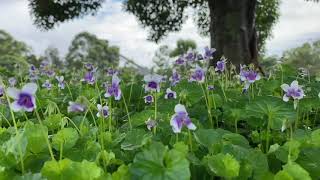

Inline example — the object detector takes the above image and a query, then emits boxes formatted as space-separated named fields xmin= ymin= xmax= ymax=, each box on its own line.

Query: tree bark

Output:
xmin=208 ymin=0 xmax=260 ymax=69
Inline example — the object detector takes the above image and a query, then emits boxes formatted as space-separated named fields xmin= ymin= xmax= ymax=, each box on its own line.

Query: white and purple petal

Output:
xmin=21 ymin=83 xmax=38 ymax=95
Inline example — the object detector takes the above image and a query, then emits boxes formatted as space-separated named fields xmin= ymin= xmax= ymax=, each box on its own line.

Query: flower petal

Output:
xmin=255 ymin=74 xmax=261 ymax=80
xmin=186 ymin=122 xmax=197 ymax=130
xmin=174 ymin=104 xmax=186 ymax=113
xmin=143 ymin=75 xmax=152 ymax=82
xmin=10 ymin=101 xmax=22 ymax=112
xmin=170 ymin=117 xmax=181 ymax=133
xmin=22 ymin=83 xmax=38 ymax=95
xmin=280 ymin=84 xmax=289 ymax=92
xmin=115 ymin=90 xmax=122 ymax=100
xmin=173 ymin=92 xmax=177 ymax=99
xmin=104 ymin=92 xmax=111 ymax=98
xmin=283 ymin=95 xmax=289 ymax=102
xmin=97 ymin=104 xmax=102 ymax=110
xmin=7 ymin=87 xmax=20 ymax=99
xmin=112 ymin=75 xmax=121 ymax=84
xmin=290 ymin=80 xmax=299 ymax=89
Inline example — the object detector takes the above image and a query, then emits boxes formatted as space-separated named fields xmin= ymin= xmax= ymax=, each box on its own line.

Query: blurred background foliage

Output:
xmin=1 ymin=29 xmax=320 ymax=80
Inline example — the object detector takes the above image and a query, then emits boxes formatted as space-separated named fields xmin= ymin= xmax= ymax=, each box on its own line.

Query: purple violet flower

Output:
xmin=40 ymin=60 xmax=52 ymax=76
xmin=144 ymin=74 xmax=163 ymax=93
xmin=40 ymin=60 xmax=50 ymax=69
xmin=185 ymin=50 xmax=196 ymax=62
xmin=169 ymin=69 xmax=181 ymax=86
xmin=29 ymin=74 xmax=39 ymax=82
xmin=0 ymin=85 xmax=4 ymax=97
xmin=56 ymin=76 xmax=65 ymax=89
xmin=29 ymin=64 xmax=37 ymax=73
xmin=240 ymin=65 xmax=261 ymax=90
xmin=144 ymin=95 xmax=154 ymax=104
xmin=67 ymin=101 xmax=86 ymax=113
xmin=106 ymin=68 xmax=119 ymax=76
xmin=203 ymin=47 xmax=216 ymax=60
xmin=8 ymin=77 xmax=17 ymax=87
xmin=165 ymin=88 xmax=177 ymax=99
xmin=189 ymin=65 xmax=205 ymax=83
xmin=7 ymin=83 xmax=38 ymax=112
xmin=175 ymin=56 xmax=185 ymax=65
xmin=145 ymin=118 xmax=157 ymax=131
xmin=208 ymin=85 xmax=215 ymax=91
xmin=96 ymin=104 xmax=109 ymax=118
xmin=46 ymin=70 xmax=56 ymax=78
xmin=42 ymin=80 xmax=52 ymax=90
xmin=84 ymin=63 xmax=94 ymax=71
xmin=29 ymin=65 xmax=39 ymax=82
xmin=81 ymin=71 xmax=96 ymax=85
xmin=104 ymin=75 xmax=121 ymax=100
xmin=281 ymin=80 xmax=305 ymax=102
xmin=170 ymin=104 xmax=196 ymax=133
xmin=215 ymin=58 xmax=227 ymax=72
xmin=197 ymin=54 xmax=204 ymax=61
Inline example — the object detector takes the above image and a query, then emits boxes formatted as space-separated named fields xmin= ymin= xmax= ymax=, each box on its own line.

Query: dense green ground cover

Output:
xmin=0 ymin=51 xmax=320 ymax=179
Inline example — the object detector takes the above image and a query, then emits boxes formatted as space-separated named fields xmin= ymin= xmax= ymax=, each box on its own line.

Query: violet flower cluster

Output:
xmin=174 ymin=47 xmax=216 ymax=65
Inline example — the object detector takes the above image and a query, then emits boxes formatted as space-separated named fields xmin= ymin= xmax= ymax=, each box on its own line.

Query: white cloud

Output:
xmin=0 ymin=0 xmax=319 ymax=66
xmin=266 ymin=0 xmax=320 ymax=55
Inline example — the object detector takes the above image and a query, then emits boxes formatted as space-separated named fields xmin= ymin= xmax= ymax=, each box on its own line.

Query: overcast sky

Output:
xmin=0 ymin=0 xmax=320 ymax=67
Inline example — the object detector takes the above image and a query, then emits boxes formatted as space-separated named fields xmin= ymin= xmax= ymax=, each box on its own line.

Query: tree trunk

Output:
xmin=208 ymin=0 xmax=260 ymax=69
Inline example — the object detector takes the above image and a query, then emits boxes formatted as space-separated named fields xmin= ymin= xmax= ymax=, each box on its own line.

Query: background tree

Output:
xmin=40 ymin=46 xmax=63 ymax=69
xmin=0 ymin=30 xmax=30 ymax=75
xmin=29 ymin=0 xmax=104 ymax=30
xmin=282 ymin=40 xmax=320 ymax=75
xmin=169 ymin=39 xmax=197 ymax=57
xmin=28 ymin=0 xmax=318 ymax=67
xmin=65 ymin=32 xmax=120 ymax=70
xmin=152 ymin=45 xmax=171 ymax=73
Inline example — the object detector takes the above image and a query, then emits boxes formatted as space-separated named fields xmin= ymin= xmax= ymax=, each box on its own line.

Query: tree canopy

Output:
xmin=282 ymin=40 xmax=320 ymax=75
xmin=66 ymin=32 xmax=120 ymax=70
xmin=169 ymin=39 xmax=197 ymax=57
xmin=25 ymin=0 xmax=320 ymax=66
xmin=0 ymin=30 xmax=30 ymax=75
xmin=28 ymin=0 xmax=281 ymax=52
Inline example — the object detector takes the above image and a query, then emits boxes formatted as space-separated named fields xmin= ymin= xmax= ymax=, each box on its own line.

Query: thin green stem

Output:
xmin=4 ymin=92 xmax=25 ymax=174
xmin=35 ymin=109 xmax=55 ymax=161
xmin=64 ymin=117 xmax=81 ymax=134
xmin=200 ymin=83 xmax=213 ymax=128
xmin=235 ymin=119 xmax=238 ymax=133
xmin=65 ymin=82 xmax=74 ymax=101
xmin=188 ymin=130 xmax=193 ymax=151
xmin=295 ymin=102 xmax=299 ymax=129
xmin=59 ymin=140 xmax=63 ymax=161
xmin=0 ymin=112 xmax=12 ymax=126
xmin=109 ymin=98 xmax=112 ymax=132
xmin=219 ymin=80 xmax=227 ymax=102
xmin=266 ymin=116 xmax=272 ymax=153
xmin=153 ymin=92 xmax=157 ymax=135
xmin=288 ymin=125 xmax=293 ymax=164
xmin=87 ymin=105 xmax=97 ymax=127
xmin=129 ymin=81 xmax=134 ymax=105
xmin=122 ymin=93 xmax=132 ymax=130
